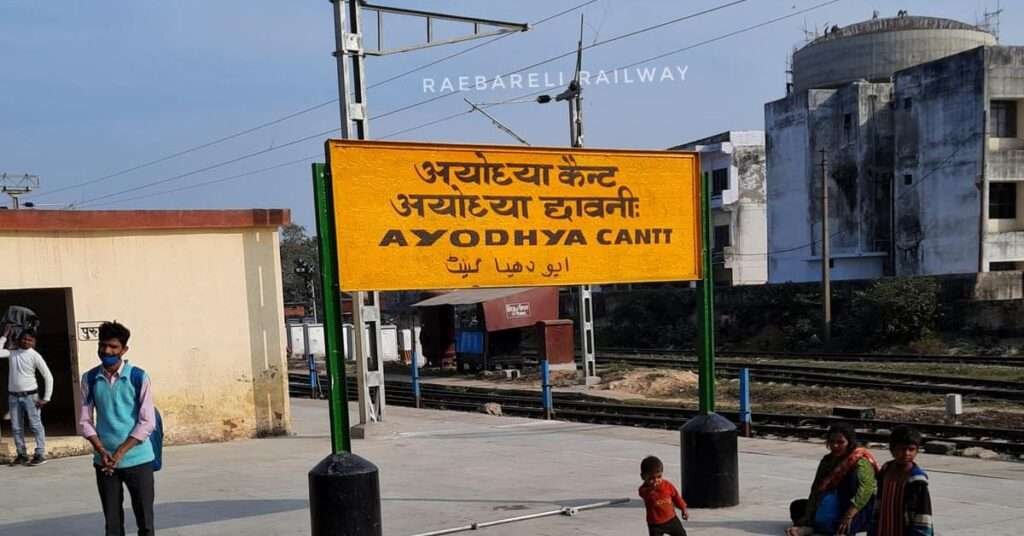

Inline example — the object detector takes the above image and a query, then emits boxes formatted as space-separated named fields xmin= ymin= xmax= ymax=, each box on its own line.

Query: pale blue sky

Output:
xmin=3 ymin=0 xmax=1019 ymax=229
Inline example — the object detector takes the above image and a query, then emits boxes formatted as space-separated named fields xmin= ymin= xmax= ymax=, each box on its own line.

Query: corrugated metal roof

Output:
xmin=412 ymin=287 xmax=535 ymax=307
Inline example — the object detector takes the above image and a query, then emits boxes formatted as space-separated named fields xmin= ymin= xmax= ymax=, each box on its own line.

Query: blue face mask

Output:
xmin=98 ymin=351 xmax=121 ymax=367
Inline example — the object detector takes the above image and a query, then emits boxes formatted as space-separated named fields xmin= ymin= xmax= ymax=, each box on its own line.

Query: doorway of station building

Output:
xmin=0 ymin=288 xmax=78 ymax=437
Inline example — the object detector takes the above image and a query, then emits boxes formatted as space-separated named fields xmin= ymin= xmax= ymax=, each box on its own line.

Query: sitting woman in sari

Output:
xmin=786 ymin=423 xmax=880 ymax=536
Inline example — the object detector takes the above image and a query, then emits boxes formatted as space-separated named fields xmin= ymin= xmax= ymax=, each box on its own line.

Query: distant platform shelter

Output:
xmin=413 ymin=287 xmax=563 ymax=371
xmin=0 ymin=209 xmax=291 ymax=454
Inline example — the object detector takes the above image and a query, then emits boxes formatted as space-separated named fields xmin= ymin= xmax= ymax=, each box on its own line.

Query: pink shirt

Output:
xmin=78 ymin=361 xmax=155 ymax=442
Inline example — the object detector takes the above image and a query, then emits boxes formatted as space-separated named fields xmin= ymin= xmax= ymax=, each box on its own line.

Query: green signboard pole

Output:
xmin=312 ymin=162 xmax=350 ymax=454
xmin=678 ymin=167 xmax=737 ymax=508
xmin=308 ymin=162 xmax=381 ymax=534
xmin=697 ymin=170 xmax=716 ymax=413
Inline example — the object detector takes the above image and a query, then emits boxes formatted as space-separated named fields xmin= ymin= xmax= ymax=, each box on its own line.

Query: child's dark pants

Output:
xmin=648 ymin=516 xmax=687 ymax=536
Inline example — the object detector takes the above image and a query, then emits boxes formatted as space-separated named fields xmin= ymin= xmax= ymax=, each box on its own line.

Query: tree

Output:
xmin=279 ymin=223 xmax=322 ymax=317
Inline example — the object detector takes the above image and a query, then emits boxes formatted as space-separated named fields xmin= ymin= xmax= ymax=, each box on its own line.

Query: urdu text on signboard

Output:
xmin=327 ymin=140 xmax=701 ymax=291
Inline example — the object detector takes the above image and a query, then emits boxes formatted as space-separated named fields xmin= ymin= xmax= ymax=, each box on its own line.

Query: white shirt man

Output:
xmin=0 ymin=330 xmax=53 ymax=465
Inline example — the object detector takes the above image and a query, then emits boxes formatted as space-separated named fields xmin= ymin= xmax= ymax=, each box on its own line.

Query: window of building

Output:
xmin=843 ymin=113 xmax=852 ymax=141
xmin=990 ymin=100 xmax=1018 ymax=138
xmin=904 ymin=174 xmax=913 ymax=186
xmin=713 ymin=225 xmax=730 ymax=253
xmin=990 ymin=262 xmax=1019 ymax=272
xmin=712 ymin=168 xmax=729 ymax=196
xmin=989 ymin=182 xmax=1017 ymax=219
xmin=903 ymin=97 xmax=912 ymax=110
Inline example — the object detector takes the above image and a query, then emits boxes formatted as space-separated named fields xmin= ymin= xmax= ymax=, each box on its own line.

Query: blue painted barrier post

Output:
xmin=739 ymin=368 xmax=751 ymax=437
xmin=303 ymin=323 xmax=319 ymax=399
xmin=541 ymin=359 xmax=553 ymax=420
xmin=411 ymin=346 xmax=421 ymax=410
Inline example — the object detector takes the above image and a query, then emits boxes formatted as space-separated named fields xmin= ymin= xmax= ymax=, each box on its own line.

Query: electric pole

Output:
xmin=312 ymin=3 xmax=529 ymax=534
xmin=536 ymin=15 xmax=598 ymax=386
xmin=0 ymin=173 xmax=40 ymax=209
xmin=820 ymin=148 xmax=831 ymax=343
xmin=331 ymin=0 xmax=526 ymax=433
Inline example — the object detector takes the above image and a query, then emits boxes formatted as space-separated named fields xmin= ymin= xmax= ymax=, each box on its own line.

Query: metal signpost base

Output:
xmin=309 ymin=453 xmax=382 ymax=535
xmin=679 ymin=163 xmax=739 ymax=508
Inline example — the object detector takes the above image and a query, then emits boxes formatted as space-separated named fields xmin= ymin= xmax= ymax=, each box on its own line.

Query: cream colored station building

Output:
xmin=0 ymin=209 xmax=291 ymax=458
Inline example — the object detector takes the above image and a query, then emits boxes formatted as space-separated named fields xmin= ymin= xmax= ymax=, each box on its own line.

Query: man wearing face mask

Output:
xmin=79 ymin=321 xmax=156 ymax=536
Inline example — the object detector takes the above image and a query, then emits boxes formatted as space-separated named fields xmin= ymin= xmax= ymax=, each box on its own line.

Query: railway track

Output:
xmin=601 ymin=355 xmax=1024 ymax=401
xmin=598 ymin=347 xmax=1024 ymax=367
xmin=288 ymin=373 xmax=1024 ymax=456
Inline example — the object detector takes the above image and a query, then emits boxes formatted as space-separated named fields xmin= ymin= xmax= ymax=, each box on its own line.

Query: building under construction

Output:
xmin=765 ymin=14 xmax=1024 ymax=283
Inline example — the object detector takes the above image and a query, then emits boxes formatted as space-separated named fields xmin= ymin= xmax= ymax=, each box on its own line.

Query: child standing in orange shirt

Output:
xmin=639 ymin=455 xmax=689 ymax=536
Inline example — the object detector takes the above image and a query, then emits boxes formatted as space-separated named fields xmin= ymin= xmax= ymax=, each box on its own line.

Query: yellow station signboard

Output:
xmin=327 ymin=140 xmax=701 ymax=291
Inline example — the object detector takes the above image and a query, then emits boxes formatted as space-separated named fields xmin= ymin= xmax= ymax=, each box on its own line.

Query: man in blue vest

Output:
xmin=78 ymin=321 xmax=156 ymax=536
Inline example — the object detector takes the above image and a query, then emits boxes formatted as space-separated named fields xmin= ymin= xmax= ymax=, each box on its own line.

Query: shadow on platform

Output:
xmin=0 ymin=499 xmax=308 ymax=535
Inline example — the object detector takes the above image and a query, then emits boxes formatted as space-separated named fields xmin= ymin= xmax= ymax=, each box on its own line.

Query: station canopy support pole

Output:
xmin=678 ymin=166 xmax=739 ymax=508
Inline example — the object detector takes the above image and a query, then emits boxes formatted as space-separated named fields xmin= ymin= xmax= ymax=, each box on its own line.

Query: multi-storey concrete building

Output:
xmin=895 ymin=46 xmax=1024 ymax=275
xmin=672 ymin=131 xmax=767 ymax=285
xmin=764 ymin=15 xmax=1024 ymax=282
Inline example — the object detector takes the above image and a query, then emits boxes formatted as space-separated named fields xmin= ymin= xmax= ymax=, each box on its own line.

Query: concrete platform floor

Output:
xmin=1 ymin=398 xmax=1021 ymax=535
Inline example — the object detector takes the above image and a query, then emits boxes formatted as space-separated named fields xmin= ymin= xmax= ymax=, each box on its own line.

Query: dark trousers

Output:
xmin=648 ymin=516 xmax=687 ymax=536
xmin=95 ymin=463 xmax=155 ymax=536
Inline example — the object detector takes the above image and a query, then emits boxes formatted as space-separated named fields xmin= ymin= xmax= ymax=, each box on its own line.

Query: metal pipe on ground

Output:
xmin=407 ymin=498 xmax=630 ymax=536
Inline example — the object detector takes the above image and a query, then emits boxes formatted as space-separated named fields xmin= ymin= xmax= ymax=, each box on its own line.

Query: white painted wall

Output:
xmin=684 ymin=131 xmax=768 ymax=285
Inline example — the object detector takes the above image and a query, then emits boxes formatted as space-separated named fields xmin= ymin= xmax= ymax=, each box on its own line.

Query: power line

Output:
xmin=83 ymin=0 xmax=834 ymax=207
xmin=33 ymin=99 xmax=337 ymax=201
xmin=73 ymin=127 xmax=339 ymax=208
xmin=100 ymin=154 xmax=322 ymax=207
xmin=380 ymin=110 xmax=475 ymax=140
xmin=387 ymin=0 xmax=843 ymax=136
xmin=371 ymin=0 xmax=748 ymax=122
xmin=68 ymin=1 xmax=746 ymax=207
xmin=614 ymin=0 xmax=841 ymax=72
xmin=39 ymin=0 xmax=598 ymax=202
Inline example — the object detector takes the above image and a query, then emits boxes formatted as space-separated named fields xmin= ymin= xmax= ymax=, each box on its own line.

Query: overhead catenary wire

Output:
xmin=85 ymin=0 xmax=844 ymax=207
xmin=99 ymin=154 xmax=322 ymax=207
xmin=72 ymin=127 xmax=340 ymax=208
xmin=37 ymin=0 xmax=598 ymax=202
xmin=32 ymin=99 xmax=338 ymax=201
xmin=369 ymin=0 xmax=748 ymax=123
xmin=372 ymin=0 xmax=842 ymax=140
xmin=69 ymin=0 xmax=748 ymax=207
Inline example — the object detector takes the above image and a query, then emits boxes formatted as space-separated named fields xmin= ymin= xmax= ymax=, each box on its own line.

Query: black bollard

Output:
xmin=679 ymin=412 xmax=739 ymax=508
xmin=309 ymin=452 xmax=383 ymax=535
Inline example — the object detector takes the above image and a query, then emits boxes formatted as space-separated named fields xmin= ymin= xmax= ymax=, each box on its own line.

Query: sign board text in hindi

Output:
xmin=327 ymin=140 xmax=701 ymax=290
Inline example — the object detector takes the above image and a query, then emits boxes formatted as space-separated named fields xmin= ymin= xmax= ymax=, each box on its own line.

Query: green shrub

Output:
xmin=840 ymin=277 xmax=940 ymax=349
